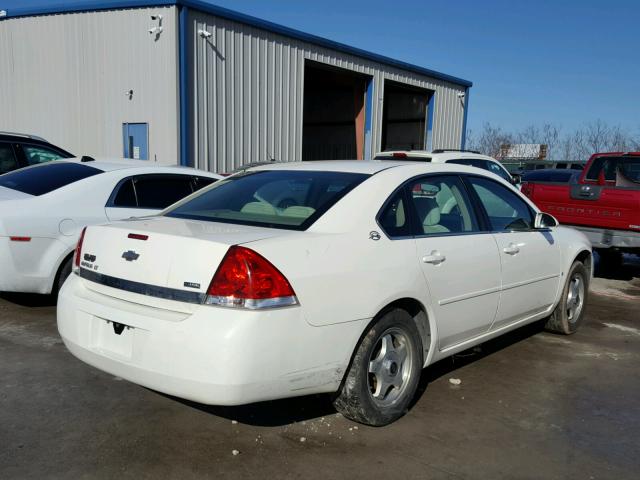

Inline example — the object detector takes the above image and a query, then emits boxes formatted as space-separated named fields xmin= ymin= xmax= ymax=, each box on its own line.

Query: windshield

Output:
xmin=0 ymin=162 xmax=102 ymax=196
xmin=166 ymin=170 xmax=369 ymax=230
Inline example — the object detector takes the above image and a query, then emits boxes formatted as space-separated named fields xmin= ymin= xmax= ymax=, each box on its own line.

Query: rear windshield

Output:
xmin=585 ymin=156 xmax=640 ymax=183
xmin=0 ymin=162 xmax=102 ymax=196
xmin=165 ymin=170 xmax=369 ymax=230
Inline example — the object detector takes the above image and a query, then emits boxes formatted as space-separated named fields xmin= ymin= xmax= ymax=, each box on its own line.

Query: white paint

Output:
xmin=57 ymin=162 xmax=592 ymax=408
xmin=0 ymin=159 xmax=220 ymax=294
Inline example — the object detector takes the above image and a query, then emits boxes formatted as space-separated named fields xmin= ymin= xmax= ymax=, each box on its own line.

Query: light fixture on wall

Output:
xmin=198 ymin=29 xmax=213 ymax=39
xmin=457 ymin=92 xmax=465 ymax=99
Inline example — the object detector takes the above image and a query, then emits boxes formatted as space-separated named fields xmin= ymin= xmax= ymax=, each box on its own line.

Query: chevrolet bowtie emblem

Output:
xmin=122 ymin=250 xmax=140 ymax=262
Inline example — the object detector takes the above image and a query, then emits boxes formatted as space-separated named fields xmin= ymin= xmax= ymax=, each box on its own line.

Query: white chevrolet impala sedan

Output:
xmin=57 ymin=161 xmax=592 ymax=426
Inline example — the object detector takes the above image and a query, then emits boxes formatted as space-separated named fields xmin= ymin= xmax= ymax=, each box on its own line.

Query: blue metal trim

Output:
xmin=363 ymin=78 xmax=374 ymax=160
xmin=178 ymin=5 xmax=189 ymax=166
xmin=460 ymin=87 xmax=470 ymax=149
xmin=2 ymin=0 xmax=472 ymax=88
xmin=426 ymin=92 xmax=435 ymax=151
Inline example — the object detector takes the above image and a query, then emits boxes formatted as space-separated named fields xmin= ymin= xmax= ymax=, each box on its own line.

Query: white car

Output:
xmin=374 ymin=149 xmax=517 ymax=185
xmin=0 ymin=159 xmax=220 ymax=294
xmin=57 ymin=161 xmax=591 ymax=426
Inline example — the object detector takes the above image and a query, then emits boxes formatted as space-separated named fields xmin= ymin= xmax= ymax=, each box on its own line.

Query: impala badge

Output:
xmin=122 ymin=250 xmax=140 ymax=262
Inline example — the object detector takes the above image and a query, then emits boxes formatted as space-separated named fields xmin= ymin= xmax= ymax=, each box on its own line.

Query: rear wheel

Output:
xmin=54 ymin=256 xmax=73 ymax=296
xmin=545 ymin=260 xmax=589 ymax=335
xmin=333 ymin=308 xmax=423 ymax=426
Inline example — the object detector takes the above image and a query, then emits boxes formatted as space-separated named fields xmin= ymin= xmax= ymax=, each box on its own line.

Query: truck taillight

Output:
xmin=205 ymin=246 xmax=298 ymax=309
xmin=73 ymin=227 xmax=87 ymax=273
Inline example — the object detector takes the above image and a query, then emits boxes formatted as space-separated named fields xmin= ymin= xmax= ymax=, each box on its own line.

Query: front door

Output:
xmin=465 ymin=176 xmax=561 ymax=329
xmin=407 ymin=175 xmax=501 ymax=350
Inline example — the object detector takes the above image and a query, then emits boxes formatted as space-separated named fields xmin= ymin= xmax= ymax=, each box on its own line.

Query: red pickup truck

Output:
xmin=521 ymin=152 xmax=640 ymax=255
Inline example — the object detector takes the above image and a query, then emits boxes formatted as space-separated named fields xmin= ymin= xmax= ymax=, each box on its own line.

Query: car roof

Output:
xmin=248 ymin=159 xmax=503 ymax=178
xmin=51 ymin=158 xmax=220 ymax=177
xmin=373 ymin=150 xmax=498 ymax=163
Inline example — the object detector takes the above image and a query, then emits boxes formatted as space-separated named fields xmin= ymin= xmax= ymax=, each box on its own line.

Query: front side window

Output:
xmin=22 ymin=145 xmax=67 ymax=165
xmin=468 ymin=176 xmax=534 ymax=231
xmin=0 ymin=162 xmax=102 ymax=196
xmin=166 ymin=170 xmax=368 ymax=230
xmin=0 ymin=143 xmax=19 ymax=174
xmin=407 ymin=175 xmax=478 ymax=235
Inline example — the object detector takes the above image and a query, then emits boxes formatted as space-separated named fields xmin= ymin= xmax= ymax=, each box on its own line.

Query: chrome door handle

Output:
xmin=423 ymin=250 xmax=446 ymax=265
xmin=503 ymin=243 xmax=520 ymax=255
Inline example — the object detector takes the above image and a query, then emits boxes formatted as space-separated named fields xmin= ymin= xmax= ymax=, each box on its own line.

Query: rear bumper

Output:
xmin=569 ymin=225 xmax=640 ymax=250
xmin=57 ymin=274 xmax=367 ymax=405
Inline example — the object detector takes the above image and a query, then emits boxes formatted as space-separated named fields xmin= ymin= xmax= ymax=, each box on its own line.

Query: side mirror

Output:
xmin=510 ymin=174 xmax=521 ymax=185
xmin=534 ymin=212 xmax=558 ymax=229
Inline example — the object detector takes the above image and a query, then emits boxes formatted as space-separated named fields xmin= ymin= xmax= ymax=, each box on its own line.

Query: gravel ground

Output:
xmin=0 ymin=255 xmax=638 ymax=479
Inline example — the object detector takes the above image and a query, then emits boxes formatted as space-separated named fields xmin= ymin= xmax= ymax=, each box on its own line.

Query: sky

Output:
xmin=3 ymin=0 xmax=639 ymax=137
xmin=206 ymin=0 xmax=640 ymax=137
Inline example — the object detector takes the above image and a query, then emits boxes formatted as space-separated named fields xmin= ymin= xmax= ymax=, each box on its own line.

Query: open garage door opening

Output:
xmin=303 ymin=62 xmax=371 ymax=161
xmin=381 ymin=81 xmax=432 ymax=152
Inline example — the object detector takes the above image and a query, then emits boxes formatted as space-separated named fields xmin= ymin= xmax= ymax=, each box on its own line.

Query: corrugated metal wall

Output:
xmin=188 ymin=10 xmax=467 ymax=173
xmin=0 ymin=6 xmax=179 ymax=164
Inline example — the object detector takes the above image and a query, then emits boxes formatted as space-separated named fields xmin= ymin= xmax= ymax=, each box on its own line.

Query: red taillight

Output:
xmin=9 ymin=236 xmax=31 ymax=242
xmin=205 ymin=246 xmax=298 ymax=309
xmin=392 ymin=152 xmax=408 ymax=159
xmin=73 ymin=227 xmax=87 ymax=271
xmin=128 ymin=233 xmax=149 ymax=240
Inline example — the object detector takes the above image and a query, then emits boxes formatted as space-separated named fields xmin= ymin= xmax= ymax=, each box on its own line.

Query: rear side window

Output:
xmin=0 ymin=162 xmax=101 ymax=196
xmin=468 ymin=176 xmax=534 ymax=231
xmin=112 ymin=179 xmax=137 ymax=207
xmin=0 ymin=143 xmax=19 ymax=174
xmin=378 ymin=190 xmax=411 ymax=237
xmin=166 ymin=170 xmax=368 ymax=230
xmin=22 ymin=145 xmax=68 ymax=165
xmin=134 ymin=175 xmax=195 ymax=209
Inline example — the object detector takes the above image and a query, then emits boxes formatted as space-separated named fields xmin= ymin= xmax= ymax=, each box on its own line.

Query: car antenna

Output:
xmin=80 ymin=156 xmax=95 ymax=162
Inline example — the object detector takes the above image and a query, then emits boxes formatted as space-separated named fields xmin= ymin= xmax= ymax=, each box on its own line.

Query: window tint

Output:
xmin=0 ymin=162 xmax=101 ymax=196
xmin=22 ymin=145 xmax=67 ymax=165
xmin=407 ymin=175 xmax=478 ymax=235
xmin=0 ymin=143 xmax=18 ymax=174
xmin=193 ymin=176 xmax=217 ymax=191
xmin=447 ymin=158 xmax=484 ymax=169
xmin=378 ymin=190 xmax=411 ymax=237
xmin=112 ymin=179 xmax=137 ymax=207
xmin=585 ymin=157 xmax=616 ymax=181
xmin=134 ymin=175 xmax=194 ymax=209
xmin=469 ymin=176 xmax=534 ymax=231
xmin=486 ymin=161 xmax=512 ymax=181
xmin=166 ymin=170 xmax=368 ymax=230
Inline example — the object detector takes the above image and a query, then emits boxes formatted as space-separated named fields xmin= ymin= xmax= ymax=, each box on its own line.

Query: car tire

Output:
xmin=54 ymin=256 xmax=73 ymax=296
xmin=545 ymin=260 xmax=589 ymax=335
xmin=333 ymin=308 xmax=423 ymax=426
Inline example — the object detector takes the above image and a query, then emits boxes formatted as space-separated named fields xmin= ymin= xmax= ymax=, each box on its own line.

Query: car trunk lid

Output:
xmin=78 ymin=216 xmax=290 ymax=304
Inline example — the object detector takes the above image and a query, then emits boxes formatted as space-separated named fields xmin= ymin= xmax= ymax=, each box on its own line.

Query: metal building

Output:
xmin=0 ymin=1 xmax=472 ymax=172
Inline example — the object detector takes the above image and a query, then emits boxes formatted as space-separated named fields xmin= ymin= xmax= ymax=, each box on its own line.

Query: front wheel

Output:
xmin=333 ymin=308 xmax=423 ymax=426
xmin=545 ymin=260 xmax=589 ymax=335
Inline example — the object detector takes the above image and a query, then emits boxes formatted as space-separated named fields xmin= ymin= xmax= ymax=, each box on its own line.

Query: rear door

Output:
xmin=105 ymin=174 xmax=196 ymax=221
xmin=0 ymin=142 xmax=21 ymax=174
xmin=407 ymin=174 xmax=501 ymax=350
xmin=465 ymin=175 xmax=561 ymax=329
